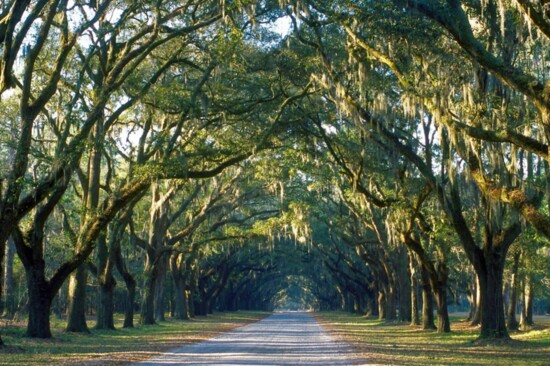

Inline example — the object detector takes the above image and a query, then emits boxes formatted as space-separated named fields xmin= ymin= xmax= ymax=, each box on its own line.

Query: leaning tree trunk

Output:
xmin=67 ymin=118 xmax=103 ymax=333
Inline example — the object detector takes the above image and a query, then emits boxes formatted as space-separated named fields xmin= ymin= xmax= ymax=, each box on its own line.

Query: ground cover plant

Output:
xmin=317 ymin=312 xmax=550 ymax=366
xmin=0 ymin=1 xmax=549 ymax=364
xmin=0 ymin=311 xmax=267 ymax=365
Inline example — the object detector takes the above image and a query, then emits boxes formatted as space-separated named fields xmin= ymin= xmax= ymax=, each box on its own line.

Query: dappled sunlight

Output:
xmin=316 ymin=313 xmax=550 ymax=366
xmin=0 ymin=312 xmax=269 ymax=365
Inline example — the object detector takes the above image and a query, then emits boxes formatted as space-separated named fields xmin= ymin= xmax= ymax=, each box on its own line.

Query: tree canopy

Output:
xmin=0 ymin=0 xmax=548 ymax=345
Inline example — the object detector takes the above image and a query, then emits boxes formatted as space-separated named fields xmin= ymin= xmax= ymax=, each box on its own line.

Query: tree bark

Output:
xmin=141 ymin=258 xmax=158 ymax=324
xmin=154 ymin=253 xmax=168 ymax=322
xmin=471 ymin=274 xmax=482 ymax=326
xmin=26 ymin=263 xmax=54 ymax=338
xmin=506 ymin=251 xmax=521 ymax=330
xmin=398 ymin=250 xmax=412 ymax=322
xmin=420 ymin=265 xmax=436 ymax=330
xmin=377 ymin=290 xmax=386 ymax=320
xmin=519 ymin=276 xmax=534 ymax=330
xmin=66 ymin=265 xmax=90 ymax=333
xmin=2 ymin=237 xmax=15 ymax=317
xmin=409 ymin=254 xmax=420 ymax=325
xmin=96 ymin=232 xmax=116 ymax=330
xmin=478 ymin=250 xmax=508 ymax=338
xmin=171 ymin=253 xmax=191 ymax=320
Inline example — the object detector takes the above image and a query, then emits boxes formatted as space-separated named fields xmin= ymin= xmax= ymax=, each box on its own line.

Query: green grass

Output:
xmin=316 ymin=312 xmax=550 ymax=366
xmin=0 ymin=311 xmax=269 ymax=365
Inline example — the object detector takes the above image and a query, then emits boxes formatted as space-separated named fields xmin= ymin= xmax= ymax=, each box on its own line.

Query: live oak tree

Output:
xmin=0 ymin=0 xmax=548 ymax=347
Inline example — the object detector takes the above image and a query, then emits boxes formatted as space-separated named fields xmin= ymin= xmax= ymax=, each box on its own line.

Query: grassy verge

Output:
xmin=316 ymin=312 xmax=550 ymax=366
xmin=0 ymin=311 xmax=269 ymax=365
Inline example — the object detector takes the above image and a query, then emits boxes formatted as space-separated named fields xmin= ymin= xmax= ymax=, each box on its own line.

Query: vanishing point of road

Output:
xmin=134 ymin=311 xmax=367 ymax=365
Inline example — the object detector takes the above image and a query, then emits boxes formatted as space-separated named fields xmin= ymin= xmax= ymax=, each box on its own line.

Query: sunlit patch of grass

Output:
xmin=316 ymin=312 xmax=550 ymax=366
xmin=0 ymin=311 xmax=269 ymax=365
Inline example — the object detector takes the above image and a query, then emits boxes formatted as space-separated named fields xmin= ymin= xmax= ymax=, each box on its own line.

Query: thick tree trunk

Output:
xmin=66 ymin=265 xmax=90 ymax=333
xmin=96 ymin=233 xmax=116 ymax=330
xmin=478 ymin=252 xmax=509 ymax=339
xmin=123 ymin=279 xmax=136 ymax=328
xmin=96 ymin=275 xmax=116 ymax=330
xmin=26 ymin=265 xmax=54 ymax=338
xmin=141 ymin=259 xmax=158 ymax=325
xmin=433 ymin=286 xmax=451 ymax=333
xmin=171 ymin=253 xmax=187 ymax=320
xmin=154 ymin=254 xmax=168 ymax=322
xmin=420 ymin=265 xmax=436 ymax=330
xmin=398 ymin=252 xmax=412 ymax=322
xmin=432 ymin=261 xmax=451 ymax=333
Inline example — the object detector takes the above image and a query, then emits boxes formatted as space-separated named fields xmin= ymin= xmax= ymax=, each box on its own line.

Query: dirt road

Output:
xmin=134 ymin=311 xmax=364 ymax=365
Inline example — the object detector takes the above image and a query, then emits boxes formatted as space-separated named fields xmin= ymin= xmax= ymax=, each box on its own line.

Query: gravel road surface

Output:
xmin=133 ymin=311 xmax=364 ymax=365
